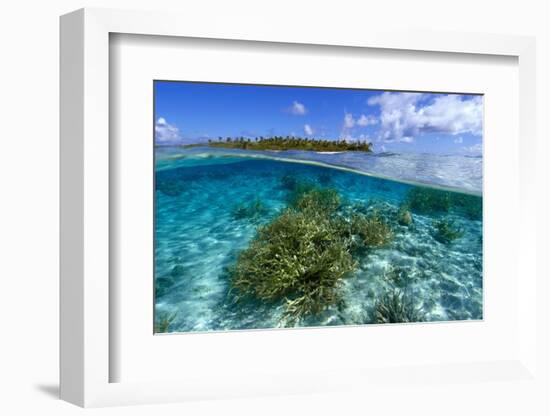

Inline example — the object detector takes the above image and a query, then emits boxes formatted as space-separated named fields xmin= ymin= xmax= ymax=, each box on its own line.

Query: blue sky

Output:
xmin=154 ymin=81 xmax=483 ymax=155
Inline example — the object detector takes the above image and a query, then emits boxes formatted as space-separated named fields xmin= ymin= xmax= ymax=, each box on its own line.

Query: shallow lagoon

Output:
xmin=155 ymin=147 xmax=483 ymax=333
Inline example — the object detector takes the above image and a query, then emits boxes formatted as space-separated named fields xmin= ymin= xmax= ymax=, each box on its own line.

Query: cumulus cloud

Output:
xmin=290 ymin=101 xmax=307 ymax=115
xmin=343 ymin=113 xmax=355 ymax=128
xmin=454 ymin=136 xmax=463 ymax=144
xmin=344 ymin=113 xmax=378 ymax=128
xmin=367 ymin=92 xmax=483 ymax=143
xmin=357 ymin=114 xmax=377 ymax=127
xmin=340 ymin=113 xmax=377 ymax=142
xmin=304 ymin=124 xmax=314 ymax=135
xmin=341 ymin=113 xmax=377 ymax=140
xmin=155 ymin=117 xmax=181 ymax=144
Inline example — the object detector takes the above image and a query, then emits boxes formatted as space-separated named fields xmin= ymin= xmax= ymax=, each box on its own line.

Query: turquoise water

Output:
xmin=155 ymin=147 xmax=483 ymax=333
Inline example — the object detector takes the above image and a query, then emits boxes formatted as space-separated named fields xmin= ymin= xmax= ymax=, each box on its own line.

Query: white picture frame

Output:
xmin=60 ymin=7 xmax=538 ymax=408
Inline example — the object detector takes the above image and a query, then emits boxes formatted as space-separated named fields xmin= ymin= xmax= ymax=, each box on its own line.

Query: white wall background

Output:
xmin=0 ymin=1 xmax=548 ymax=415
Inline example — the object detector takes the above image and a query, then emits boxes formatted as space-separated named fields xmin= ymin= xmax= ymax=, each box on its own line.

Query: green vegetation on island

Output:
xmin=205 ymin=136 xmax=373 ymax=152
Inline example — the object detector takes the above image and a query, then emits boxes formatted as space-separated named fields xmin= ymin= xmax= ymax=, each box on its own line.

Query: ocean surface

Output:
xmin=155 ymin=146 xmax=483 ymax=333
xmin=156 ymin=146 xmax=483 ymax=194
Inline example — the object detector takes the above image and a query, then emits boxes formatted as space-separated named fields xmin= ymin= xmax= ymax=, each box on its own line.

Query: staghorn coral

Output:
xmin=384 ymin=265 xmax=415 ymax=288
xmin=230 ymin=188 xmax=355 ymax=325
xmin=349 ymin=212 xmax=393 ymax=249
xmin=291 ymin=187 xmax=341 ymax=214
xmin=154 ymin=311 xmax=177 ymax=333
xmin=156 ymin=178 xmax=185 ymax=197
xmin=280 ymin=174 xmax=298 ymax=191
xmin=397 ymin=204 xmax=413 ymax=226
xmin=230 ymin=187 xmax=399 ymax=325
xmin=374 ymin=289 xmax=425 ymax=324
xmin=232 ymin=198 xmax=268 ymax=221
xmin=432 ymin=218 xmax=464 ymax=244
xmin=317 ymin=172 xmax=333 ymax=186
xmin=285 ymin=178 xmax=318 ymax=203
xmin=450 ymin=192 xmax=483 ymax=220
xmin=406 ymin=186 xmax=451 ymax=214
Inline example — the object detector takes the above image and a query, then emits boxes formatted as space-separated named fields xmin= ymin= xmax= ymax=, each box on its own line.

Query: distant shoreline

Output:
xmin=170 ymin=136 xmax=373 ymax=153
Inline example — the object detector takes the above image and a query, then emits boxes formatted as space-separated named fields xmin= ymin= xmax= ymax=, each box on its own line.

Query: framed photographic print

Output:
xmin=60 ymin=8 xmax=538 ymax=408
xmin=152 ymin=81 xmax=483 ymax=334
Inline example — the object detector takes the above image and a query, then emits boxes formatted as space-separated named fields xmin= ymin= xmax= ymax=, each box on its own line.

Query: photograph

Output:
xmin=0 ymin=0 xmax=543 ymax=412
xmin=153 ymin=81 xmax=483 ymax=333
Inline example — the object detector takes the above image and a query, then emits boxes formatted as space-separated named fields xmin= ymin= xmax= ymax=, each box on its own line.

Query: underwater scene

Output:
xmin=154 ymin=82 xmax=483 ymax=333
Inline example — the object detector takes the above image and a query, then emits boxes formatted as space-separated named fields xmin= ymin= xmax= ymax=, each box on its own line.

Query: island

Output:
xmin=196 ymin=136 xmax=373 ymax=152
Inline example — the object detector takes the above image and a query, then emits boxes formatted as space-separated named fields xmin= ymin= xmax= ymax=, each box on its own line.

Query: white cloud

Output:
xmin=290 ymin=101 xmax=307 ymax=115
xmin=304 ymin=124 xmax=314 ymax=136
xmin=454 ymin=136 xmax=463 ymax=144
xmin=357 ymin=114 xmax=377 ymax=127
xmin=343 ymin=113 xmax=355 ymax=128
xmin=367 ymin=92 xmax=483 ymax=143
xmin=155 ymin=117 xmax=181 ymax=144
xmin=341 ymin=113 xmax=377 ymax=140
xmin=341 ymin=111 xmax=377 ymax=142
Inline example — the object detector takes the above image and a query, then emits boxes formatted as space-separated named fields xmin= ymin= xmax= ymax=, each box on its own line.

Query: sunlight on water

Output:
xmin=156 ymin=146 xmax=483 ymax=194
